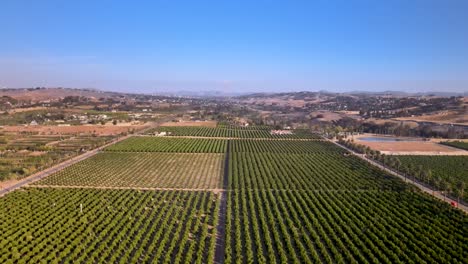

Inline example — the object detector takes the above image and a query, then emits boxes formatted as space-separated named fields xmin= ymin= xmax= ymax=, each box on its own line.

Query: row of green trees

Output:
xmin=0 ymin=189 xmax=218 ymax=263
xmin=337 ymin=139 xmax=466 ymax=203
xmin=106 ymin=137 xmax=227 ymax=153
xmin=226 ymin=189 xmax=468 ymax=263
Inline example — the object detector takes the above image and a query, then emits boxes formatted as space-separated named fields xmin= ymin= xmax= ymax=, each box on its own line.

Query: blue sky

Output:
xmin=1 ymin=0 xmax=467 ymax=93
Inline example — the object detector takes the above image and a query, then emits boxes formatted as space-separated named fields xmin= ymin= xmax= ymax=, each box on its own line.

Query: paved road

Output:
xmin=328 ymin=139 xmax=468 ymax=214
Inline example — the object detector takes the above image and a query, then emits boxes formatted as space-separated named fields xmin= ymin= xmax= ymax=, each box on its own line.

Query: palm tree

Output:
xmin=403 ymin=166 xmax=410 ymax=182
xmin=407 ymin=164 xmax=414 ymax=182
xmin=446 ymin=181 xmax=452 ymax=201
xmin=434 ymin=176 xmax=442 ymax=196
xmin=421 ymin=170 xmax=428 ymax=184
xmin=375 ymin=152 xmax=381 ymax=161
xmin=387 ymin=157 xmax=394 ymax=168
xmin=380 ymin=154 xmax=386 ymax=164
xmin=456 ymin=182 xmax=465 ymax=206
xmin=426 ymin=169 xmax=432 ymax=184
xmin=394 ymin=158 xmax=401 ymax=171
xmin=439 ymin=180 xmax=446 ymax=201
xmin=417 ymin=165 xmax=423 ymax=181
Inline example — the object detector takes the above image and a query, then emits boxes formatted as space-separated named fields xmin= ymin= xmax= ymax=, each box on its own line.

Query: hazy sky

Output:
xmin=1 ymin=0 xmax=467 ymax=93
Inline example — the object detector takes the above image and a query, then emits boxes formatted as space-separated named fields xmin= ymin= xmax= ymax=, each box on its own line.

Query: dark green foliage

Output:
xmin=105 ymin=137 xmax=227 ymax=153
xmin=0 ymin=189 xmax=219 ymax=264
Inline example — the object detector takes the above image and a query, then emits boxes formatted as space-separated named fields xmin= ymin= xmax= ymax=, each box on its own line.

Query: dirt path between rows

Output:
xmin=214 ymin=139 xmax=230 ymax=264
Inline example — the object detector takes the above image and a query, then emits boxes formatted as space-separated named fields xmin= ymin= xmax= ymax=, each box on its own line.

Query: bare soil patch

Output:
xmin=29 ymin=151 xmax=47 ymax=156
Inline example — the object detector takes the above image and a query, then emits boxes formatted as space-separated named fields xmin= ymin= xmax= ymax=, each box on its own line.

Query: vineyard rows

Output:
xmin=2 ymin=134 xmax=468 ymax=263
xmin=216 ymin=124 xmax=272 ymax=130
xmin=0 ymin=188 xmax=219 ymax=264
xmin=225 ymin=138 xmax=468 ymax=263
xmin=229 ymin=152 xmax=404 ymax=190
xmin=231 ymin=139 xmax=343 ymax=153
xmin=147 ymin=126 xmax=320 ymax=139
xmin=105 ymin=137 xmax=227 ymax=153
xmin=33 ymin=152 xmax=224 ymax=189
xmin=226 ymin=189 xmax=468 ymax=264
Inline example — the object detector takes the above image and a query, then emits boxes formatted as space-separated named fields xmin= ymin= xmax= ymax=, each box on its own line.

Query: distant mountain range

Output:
xmin=344 ymin=90 xmax=467 ymax=97
xmin=2 ymin=87 xmax=466 ymax=99
xmin=235 ymin=90 xmax=467 ymax=99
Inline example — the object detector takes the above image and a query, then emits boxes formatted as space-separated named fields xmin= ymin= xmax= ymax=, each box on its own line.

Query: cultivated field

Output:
xmin=229 ymin=152 xmax=402 ymax=190
xmin=0 ymin=188 xmax=218 ymax=263
xmin=231 ymin=139 xmax=344 ymax=153
xmin=226 ymin=189 xmax=467 ymax=264
xmin=105 ymin=137 xmax=227 ymax=153
xmin=0 ymin=131 xmax=115 ymax=181
xmin=225 ymin=139 xmax=468 ymax=263
xmin=2 ymin=129 xmax=468 ymax=263
xmin=147 ymin=126 xmax=321 ymax=139
xmin=33 ymin=152 xmax=224 ymax=189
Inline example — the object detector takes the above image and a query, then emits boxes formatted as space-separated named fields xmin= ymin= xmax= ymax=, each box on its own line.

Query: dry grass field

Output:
xmin=394 ymin=110 xmax=468 ymax=125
